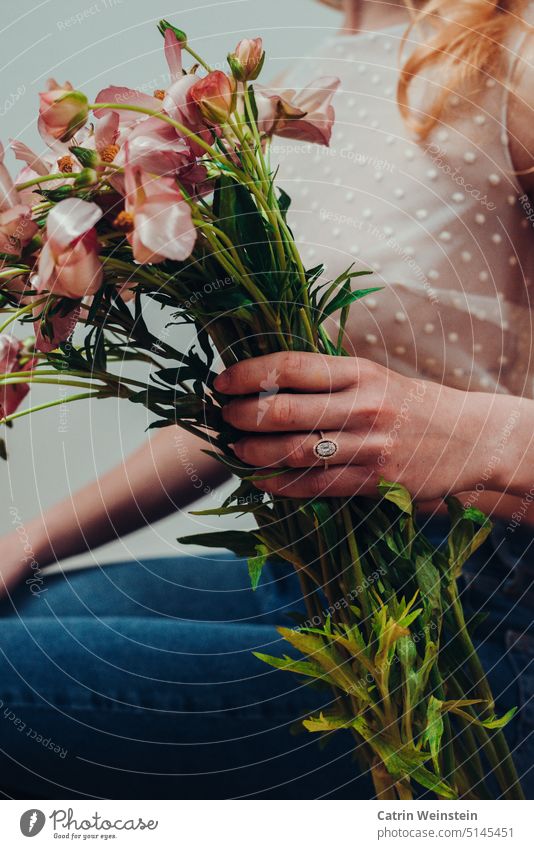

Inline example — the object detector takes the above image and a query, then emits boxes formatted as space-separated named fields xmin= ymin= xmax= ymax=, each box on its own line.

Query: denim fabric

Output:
xmin=0 ymin=517 xmax=531 ymax=800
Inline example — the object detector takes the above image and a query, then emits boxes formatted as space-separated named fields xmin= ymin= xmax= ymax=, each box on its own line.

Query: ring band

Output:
xmin=313 ymin=430 xmax=338 ymax=470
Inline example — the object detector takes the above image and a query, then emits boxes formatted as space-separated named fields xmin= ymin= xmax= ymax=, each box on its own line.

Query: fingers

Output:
xmin=234 ymin=431 xmax=375 ymax=468
xmin=214 ymin=351 xmax=359 ymax=395
xmin=253 ymin=466 xmax=380 ymax=499
xmin=223 ymin=391 xmax=355 ymax=432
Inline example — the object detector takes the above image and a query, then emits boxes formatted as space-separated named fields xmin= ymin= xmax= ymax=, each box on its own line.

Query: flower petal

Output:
xmin=94 ymin=87 xmax=162 ymax=124
xmin=134 ymin=194 xmax=196 ymax=262
xmin=164 ymin=29 xmax=183 ymax=83
xmin=46 ymin=198 xmax=103 ymax=250
xmin=95 ymin=111 xmax=120 ymax=151
xmin=10 ymin=139 xmax=50 ymax=177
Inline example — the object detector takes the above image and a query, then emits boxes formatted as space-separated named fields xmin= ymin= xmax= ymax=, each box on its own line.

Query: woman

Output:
xmin=1 ymin=0 xmax=533 ymax=799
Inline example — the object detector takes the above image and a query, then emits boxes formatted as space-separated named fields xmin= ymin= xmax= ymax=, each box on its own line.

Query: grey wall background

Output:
xmin=0 ymin=0 xmax=340 ymax=568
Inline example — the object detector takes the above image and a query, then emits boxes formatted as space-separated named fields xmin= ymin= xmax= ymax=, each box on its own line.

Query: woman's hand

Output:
xmin=214 ymin=352 xmax=512 ymax=501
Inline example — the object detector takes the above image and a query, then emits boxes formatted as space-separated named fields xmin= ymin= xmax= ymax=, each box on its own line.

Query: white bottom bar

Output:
xmin=1 ymin=799 xmax=532 ymax=847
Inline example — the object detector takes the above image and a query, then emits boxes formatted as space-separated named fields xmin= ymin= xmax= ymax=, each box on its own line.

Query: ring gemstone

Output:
xmin=313 ymin=439 xmax=338 ymax=459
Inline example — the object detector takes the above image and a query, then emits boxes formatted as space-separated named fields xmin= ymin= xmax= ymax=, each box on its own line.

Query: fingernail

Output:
xmin=214 ymin=370 xmax=229 ymax=392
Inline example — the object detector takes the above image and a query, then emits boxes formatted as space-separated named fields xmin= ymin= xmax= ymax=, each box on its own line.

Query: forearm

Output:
xmin=418 ymin=490 xmax=534 ymax=529
xmin=491 ymin=394 xmax=534 ymax=499
xmin=417 ymin=392 xmax=534 ymax=528
xmin=17 ymin=426 xmax=230 ymax=569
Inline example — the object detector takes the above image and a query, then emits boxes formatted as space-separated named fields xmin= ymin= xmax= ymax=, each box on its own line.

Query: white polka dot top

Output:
xmin=273 ymin=22 xmax=534 ymax=397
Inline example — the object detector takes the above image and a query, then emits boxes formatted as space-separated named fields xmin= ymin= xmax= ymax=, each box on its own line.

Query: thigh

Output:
xmin=0 ymin=556 xmax=372 ymax=800
xmin=1 ymin=552 xmax=304 ymax=625
xmin=0 ymin=617 xmax=371 ymax=799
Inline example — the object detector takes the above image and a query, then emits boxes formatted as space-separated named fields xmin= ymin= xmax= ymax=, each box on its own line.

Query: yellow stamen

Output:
xmin=113 ymin=211 xmax=134 ymax=232
xmin=100 ymin=143 xmax=120 ymax=163
xmin=57 ymin=155 xmax=74 ymax=173
xmin=153 ymin=89 xmax=166 ymax=101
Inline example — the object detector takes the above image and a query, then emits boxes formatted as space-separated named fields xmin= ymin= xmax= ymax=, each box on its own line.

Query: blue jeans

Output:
xmin=0 ymin=518 xmax=532 ymax=799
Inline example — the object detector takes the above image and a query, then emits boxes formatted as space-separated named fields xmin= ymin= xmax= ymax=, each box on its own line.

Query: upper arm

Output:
xmin=507 ymin=28 xmax=534 ymax=195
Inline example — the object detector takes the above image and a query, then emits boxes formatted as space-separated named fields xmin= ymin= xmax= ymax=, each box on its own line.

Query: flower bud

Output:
xmin=0 ymin=334 xmax=32 ymax=420
xmin=228 ymin=38 xmax=265 ymax=82
xmin=157 ymin=19 xmax=187 ymax=46
xmin=39 ymin=87 xmax=89 ymax=143
xmin=190 ymin=71 xmax=236 ymax=125
xmin=74 ymin=168 xmax=98 ymax=188
xmin=70 ymin=146 xmax=100 ymax=169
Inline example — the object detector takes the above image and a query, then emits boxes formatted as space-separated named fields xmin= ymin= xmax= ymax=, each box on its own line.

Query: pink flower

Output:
xmin=115 ymin=117 xmax=190 ymax=174
xmin=162 ymin=74 xmax=215 ymax=157
xmin=0 ymin=142 xmax=38 ymax=255
xmin=94 ymin=29 xmax=210 ymax=163
xmin=38 ymin=79 xmax=89 ymax=144
xmin=163 ymin=28 xmax=184 ymax=84
xmin=92 ymin=111 xmax=120 ymax=163
xmin=33 ymin=298 xmax=81 ymax=354
xmin=228 ymin=38 xmax=265 ymax=82
xmin=122 ymin=156 xmax=196 ymax=264
xmin=10 ymin=137 xmax=84 ymax=203
xmin=93 ymin=86 xmax=164 ymax=126
xmin=94 ymin=29 xmax=184 ymax=125
xmin=0 ymin=335 xmax=31 ymax=420
xmin=38 ymin=198 xmax=103 ymax=299
xmin=256 ymin=77 xmax=340 ymax=146
xmin=189 ymin=71 xmax=236 ymax=125
xmin=94 ymin=82 xmax=205 ymax=181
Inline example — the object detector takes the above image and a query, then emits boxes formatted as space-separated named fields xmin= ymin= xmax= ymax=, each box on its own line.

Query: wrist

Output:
xmin=472 ymin=394 xmax=525 ymax=495
xmin=490 ymin=395 xmax=533 ymax=496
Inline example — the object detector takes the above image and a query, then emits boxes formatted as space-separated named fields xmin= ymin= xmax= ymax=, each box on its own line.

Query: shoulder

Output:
xmin=507 ymin=11 xmax=534 ymax=195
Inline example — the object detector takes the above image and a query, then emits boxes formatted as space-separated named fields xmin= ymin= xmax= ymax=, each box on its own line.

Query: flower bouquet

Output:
xmin=0 ymin=21 xmax=523 ymax=800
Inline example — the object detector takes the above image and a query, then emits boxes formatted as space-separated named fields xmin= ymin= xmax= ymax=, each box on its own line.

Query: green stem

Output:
xmin=1 ymin=369 xmax=149 ymax=391
xmin=17 ymin=172 xmax=79 ymax=191
xmin=183 ymin=43 xmax=213 ymax=73
xmin=1 ymin=376 xmax=109 ymax=390
xmin=1 ymin=391 xmax=106 ymax=424
xmin=0 ymin=297 xmax=48 ymax=334
xmin=342 ymin=505 xmax=370 ymax=627
xmin=88 ymin=103 xmax=242 ymax=178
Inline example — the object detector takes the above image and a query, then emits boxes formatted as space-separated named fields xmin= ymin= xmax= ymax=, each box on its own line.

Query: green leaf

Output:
xmin=277 ymin=187 xmax=292 ymax=219
xmin=308 ymin=499 xmax=338 ymax=555
xmin=321 ymin=281 xmax=380 ymax=318
xmin=422 ymin=696 xmax=445 ymax=774
xmin=0 ymin=437 xmax=7 ymax=460
xmin=416 ymin=554 xmax=442 ymax=614
xmin=445 ymin=496 xmax=492 ymax=579
xmin=445 ymin=702 xmax=517 ymax=730
xmin=177 ymin=530 xmax=260 ymax=558
xmin=247 ymin=544 xmax=269 ymax=591
xmin=146 ymin=419 xmax=174 ymax=430
xmin=302 ymin=712 xmax=353 ymax=732
xmin=191 ymin=504 xmax=261 ymax=517
xmin=154 ymin=366 xmax=197 ymax=385
xmin=351 ymin=719 xmax=457 ymax=799
xmin=277 ymin=626 xmax=357 ymax=694
xmin=253 ymin=652 xmax=331 ymax=683
xmin=478 ymin=707 xmax=517 ymax=729
xmin=213 ymin=174 xmax=273 ymax=280
xmin=378 ymin=479 xmax=413 ymax=515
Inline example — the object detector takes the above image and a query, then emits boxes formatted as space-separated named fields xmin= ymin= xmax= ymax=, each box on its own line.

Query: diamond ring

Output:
xmin=313 ymin=430 xmax=338 ymax=470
